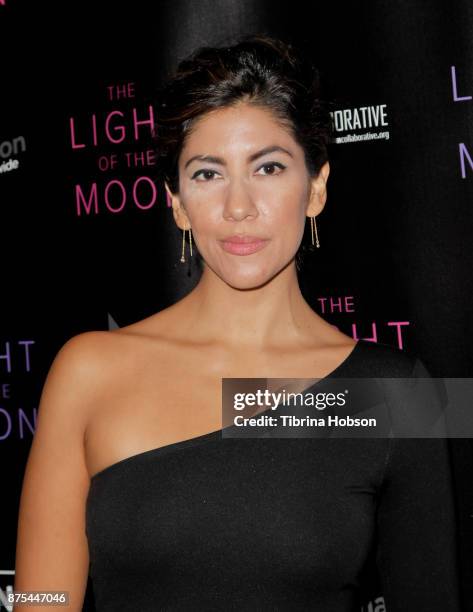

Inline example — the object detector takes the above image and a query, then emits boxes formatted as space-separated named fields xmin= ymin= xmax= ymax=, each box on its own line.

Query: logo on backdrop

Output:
xmin=0 ymin=340 xmax=37 ymax=444
xmin=451 ymin=65 xmax=473 ymax=178
xmin=68 ymin=82 xmax=159 ymax=216
xmin=317 ymin=296 xmax=410 ymax=349
xmin=0 ymin=135 xmax=25 ymax=176
xmin=331 ymin=104 xmax=389 ymax=143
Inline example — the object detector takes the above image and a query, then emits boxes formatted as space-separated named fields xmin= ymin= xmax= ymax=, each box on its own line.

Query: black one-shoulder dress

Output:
xmin=86 ymin=339 xmax=461 ymax=611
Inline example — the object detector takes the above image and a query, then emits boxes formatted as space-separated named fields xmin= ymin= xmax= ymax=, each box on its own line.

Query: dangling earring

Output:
xmin=310 ymin=215 xmax=320 ymax=248
xmin=180 ymin=227 xmax=193 ymax=263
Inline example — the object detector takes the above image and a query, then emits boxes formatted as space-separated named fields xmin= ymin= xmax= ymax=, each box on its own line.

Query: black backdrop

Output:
xmin=1 ymin=1 xmax=472 ymax=610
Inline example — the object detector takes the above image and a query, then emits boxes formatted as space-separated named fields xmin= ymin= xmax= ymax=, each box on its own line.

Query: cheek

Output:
xmin=179 ymin=185 xmax=220 ymax=230
xmin=184 ymin=207 xmax=222 ymax=256
xmin=255 ymin=173 xmax=306 ymax=212
xmin=190 ymin=206 xmax=221 ymax=237
xmin=261 ymin=189 xmax=306 ymax=236
xmin=271 ymin=197 xmax=302 ymax=222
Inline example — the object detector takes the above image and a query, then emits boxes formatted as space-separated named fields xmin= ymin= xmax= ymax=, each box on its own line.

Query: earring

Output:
xmin=180 ymin=227 xmax=193 ymax=263
xmin=310 ymin=215 xmax=320 ymax=248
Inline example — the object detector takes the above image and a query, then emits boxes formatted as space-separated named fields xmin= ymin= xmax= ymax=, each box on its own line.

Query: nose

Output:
xmin=222 ymin=177 xmax=258 ymax=221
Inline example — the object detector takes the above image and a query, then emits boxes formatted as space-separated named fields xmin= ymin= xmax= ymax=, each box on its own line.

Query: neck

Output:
xmin=174 ymin=259 xmax=331 ymax=351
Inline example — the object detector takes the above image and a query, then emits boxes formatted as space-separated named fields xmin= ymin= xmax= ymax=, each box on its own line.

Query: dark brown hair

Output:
xmin=153 ymin=33 xmax=335 ymax=269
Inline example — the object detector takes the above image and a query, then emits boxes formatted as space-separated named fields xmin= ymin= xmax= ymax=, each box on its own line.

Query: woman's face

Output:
xmin=167 ymin=102 xmax=329 ymax=289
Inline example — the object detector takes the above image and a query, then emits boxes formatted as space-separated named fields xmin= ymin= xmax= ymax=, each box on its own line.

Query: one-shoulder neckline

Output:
xmin=89 ymin=339 xmax=367 ymax=483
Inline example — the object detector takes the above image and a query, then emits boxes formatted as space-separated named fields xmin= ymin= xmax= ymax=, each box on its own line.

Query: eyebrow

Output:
xmin=183 ymin=145 xmax=294 ymax=169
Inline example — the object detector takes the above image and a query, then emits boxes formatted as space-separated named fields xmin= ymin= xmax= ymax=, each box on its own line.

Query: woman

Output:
xmin=14 ymin=34 xmax=460 ymax=611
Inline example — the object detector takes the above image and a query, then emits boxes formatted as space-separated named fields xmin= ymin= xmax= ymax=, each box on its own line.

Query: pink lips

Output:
xmin=219 ymin=235 xmax=269 ymax=256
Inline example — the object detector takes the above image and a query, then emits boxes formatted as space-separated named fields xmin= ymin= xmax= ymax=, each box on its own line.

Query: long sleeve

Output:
xmin=375 ymin=434 xmax=462 ymax=611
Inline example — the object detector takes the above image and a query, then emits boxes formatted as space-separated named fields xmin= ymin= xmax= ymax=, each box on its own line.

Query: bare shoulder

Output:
xmin=35 ymin=330 xmax=147 ymax=438
xmin=25 ymin=330 xmax=125 ymax=462
xmin=53 ymin=328 xmax=142 ymax=377
xmin=41 ymin=331 xmax=110 ymax=407
xmin=64 ymin=316 xmax=180 ymax=395
xmin=67 ymin=318 xmax=180 ymax=401
xmin=56 ymin=329 xmax=119 ymax=362
xmin=51 ymin=330 xmax=113 ymax=374
xmin=13 ymin=330 xmax=122 ymax=608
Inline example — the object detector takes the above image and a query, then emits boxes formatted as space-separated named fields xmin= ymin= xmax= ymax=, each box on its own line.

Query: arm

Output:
xmin=13 ymin=332 xmax=106 ymax=611
xmin=375 ymin=435 xmax=462 ymax=609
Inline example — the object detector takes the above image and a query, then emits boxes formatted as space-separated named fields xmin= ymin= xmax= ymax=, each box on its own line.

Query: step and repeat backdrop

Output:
xmin=1 ymin=1 xmax=472 ymax=610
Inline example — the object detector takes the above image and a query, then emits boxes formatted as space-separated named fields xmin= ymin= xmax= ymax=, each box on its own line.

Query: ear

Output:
xmin=306 ymin=161 xmax=330 ymax=218
xmin=165 ymin=182 xmax=191 ymax=230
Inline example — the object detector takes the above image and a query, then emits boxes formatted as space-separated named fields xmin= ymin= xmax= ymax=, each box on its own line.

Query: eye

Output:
xmin=256 ymin=162 xmax=286 ymax=176
xmin=191 ymin=169 xmax=221 ymax=182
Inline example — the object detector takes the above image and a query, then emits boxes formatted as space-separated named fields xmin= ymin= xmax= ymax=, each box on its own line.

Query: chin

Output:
xmin=226 ymin=277 xmax=272 ymax=291
xmin=217 ymin=262 xmax=283 ymax=290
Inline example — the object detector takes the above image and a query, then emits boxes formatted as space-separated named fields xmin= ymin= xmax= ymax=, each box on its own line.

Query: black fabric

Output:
xmin=85 ymin=339 xmax=461 ymax=611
